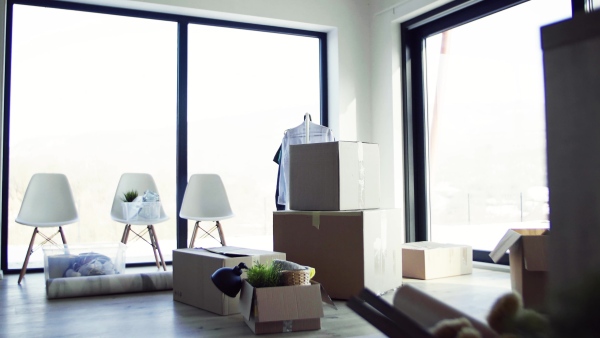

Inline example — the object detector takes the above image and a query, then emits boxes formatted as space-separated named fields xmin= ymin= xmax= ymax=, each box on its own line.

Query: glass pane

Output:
xmin=8 ymin=5 xmax=177 ymax=269
xmin=425 ymin=0 xmax=571 ymax=250
xmin=187 ymin=25 xmax=320 ymax=250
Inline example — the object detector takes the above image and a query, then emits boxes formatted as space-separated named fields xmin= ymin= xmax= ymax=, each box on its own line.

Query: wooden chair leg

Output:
xmin=148 ymin=225 xmax=166 ymax=271
xmin=58 ymin=226 xmax=68 ymax=245
xmin=121 ymin=224 xmax=131 ymax=244
xmin=216 ymin=221 xmax=226 ymax=246
xmin=189 ymin=221 xmax=200 ymax=248
xmin=18 ymin=227 xmax=39 ymax=284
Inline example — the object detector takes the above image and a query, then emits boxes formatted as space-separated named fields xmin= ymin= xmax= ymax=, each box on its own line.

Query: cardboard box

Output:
xmin=239 ymin=280 xmax=324 ymax=334
xmin=273 ymin=209 xmax=403 ymax=300
xmin=172 ymin=246 xmax=285 ymax=315
xmin=348 ymin=285 xmax=499 ymax=338
xmin=43 ymin=242 xmax=127 ymax=280
xmin=489 ymin=229 xmax=549 ymax=311
xmin=289 ymin=141 xmax=380 ymax=211
xmin=392 ymin=285 xmax=499 ymax=337
xmin=401 ymin=242 xmax=472 ymax=280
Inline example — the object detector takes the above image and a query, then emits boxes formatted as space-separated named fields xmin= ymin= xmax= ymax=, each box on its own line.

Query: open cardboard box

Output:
xmin=239 ymin=280 xmax=330 ymax=334
xmin=348 ymin=285 xmax=499 ymax=338
xmin=173 ymin=246 xmax=285 ymax=315
xmin=489 ymin=228 xmax=549 ymax=311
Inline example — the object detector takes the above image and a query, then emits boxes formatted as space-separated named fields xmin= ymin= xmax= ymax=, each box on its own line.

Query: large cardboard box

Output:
xmin=289 ymin=141 xmax=380 ymax=211
xmin=489 ymin=229 xmax=549 ymax=311
xmin=172 ymin=246 xmax=285 ymax=315
xmin=402 ymin=242 xmax=472 ymax=280
xmin=273 ymin=209 xmax=403 ymax=300
xmin=239 ymin=280 xmax=324 ymax=334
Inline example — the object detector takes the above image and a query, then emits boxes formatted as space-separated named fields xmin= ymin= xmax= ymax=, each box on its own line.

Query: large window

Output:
xmin=2 ymin=1 xmax=326 ymax=272
xmin=6 ymin=5 xmax=178 ymax=269
xmin=186 ymin=25 xmax=321 ymax=249
xmin=402 ymin=0 xmax=572 ymax=257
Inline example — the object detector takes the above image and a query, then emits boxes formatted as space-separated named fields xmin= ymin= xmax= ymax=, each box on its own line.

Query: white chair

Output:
xmin=110 ymin=173 xmax=169 ymax=271
xmin=180 ymin=174 xmax=234 ymax=248
xmin=15 ymin=173 xmax=79 ymax=284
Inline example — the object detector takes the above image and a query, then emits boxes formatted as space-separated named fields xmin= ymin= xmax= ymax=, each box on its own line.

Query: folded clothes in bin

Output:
xmin=44 ymin=243 xmax=127 ymax=280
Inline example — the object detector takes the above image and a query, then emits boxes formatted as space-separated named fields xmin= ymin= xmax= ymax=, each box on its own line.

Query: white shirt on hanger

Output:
xmin=277 ymin=120 xmax=335 ymax=208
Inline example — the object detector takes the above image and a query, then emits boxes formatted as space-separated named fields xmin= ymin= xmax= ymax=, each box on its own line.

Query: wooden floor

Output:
xmin=0 ymin=264 xmax=511 ymax=337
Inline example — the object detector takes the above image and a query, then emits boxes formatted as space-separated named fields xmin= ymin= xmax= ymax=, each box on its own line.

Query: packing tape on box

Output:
xmin=358 ymin=142 xmax=365 ymax=209
xmin=312 ymin=213 xmax=320 ymax=228
xmin=309 ymin=211 xmax=362 ymax=229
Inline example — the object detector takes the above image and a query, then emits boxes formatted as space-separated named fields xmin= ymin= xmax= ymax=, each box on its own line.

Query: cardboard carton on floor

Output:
xmin=172 ymin=246 xmax=285 ymax=315
xmin=348 ymin=285 xmax=499 ymax=338
xmin=402 ymin=242 xmax=472 ymax=280
xmin=289 ymin=141 xmax=380 ymax=211
xmin=273 ymin=209 xmax=403 ymax=299
xmin=239 ymin=280 xmax=324 ymax=334
xmin=489 ymin=229 xmax=549 ymax=311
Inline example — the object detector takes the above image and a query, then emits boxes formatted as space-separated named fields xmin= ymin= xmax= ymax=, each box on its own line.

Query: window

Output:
xmin=6 ymin=5 xmax=177 ymax=269
xmin=402 ymin=0 xmax=573 ymax=259
xmin=186 ymin=25 xmax=321 ymax=249
xmin=2 ymin=1 xmax=326 ymax=272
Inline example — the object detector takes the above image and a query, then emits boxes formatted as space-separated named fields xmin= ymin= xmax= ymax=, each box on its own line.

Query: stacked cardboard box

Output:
xmin=274 ymin=141 xmax=404 ymax=300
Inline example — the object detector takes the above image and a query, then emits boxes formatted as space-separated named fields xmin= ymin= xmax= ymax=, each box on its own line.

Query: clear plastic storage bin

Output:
xmin=121 ymin=201 xmax=161 ymax=221
xmin=43 ymin=242 xmax=127 ymax=280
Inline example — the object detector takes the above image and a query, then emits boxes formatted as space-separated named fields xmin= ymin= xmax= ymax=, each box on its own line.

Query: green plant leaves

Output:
xmin=246 ymin=261 xmax=282 ymax=288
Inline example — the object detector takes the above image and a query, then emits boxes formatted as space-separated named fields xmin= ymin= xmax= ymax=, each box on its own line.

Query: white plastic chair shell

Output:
xmin=110 ymin=173 xmax=169 ymax=225
xmin=16 ymin=173 xmax=79 ymax=227
xmin=179 ymin=174 xmax=234 ymax=221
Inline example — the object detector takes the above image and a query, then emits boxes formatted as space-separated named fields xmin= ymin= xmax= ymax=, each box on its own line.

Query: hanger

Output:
xmin=304 ymin=113 xmax=311 ymax=143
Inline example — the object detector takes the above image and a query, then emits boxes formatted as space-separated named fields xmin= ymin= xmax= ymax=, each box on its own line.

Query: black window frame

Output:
xmin=1 ymin=0 xmax=328 ymax=273
xmin=401 ymin=0 xmax=579 ymax=264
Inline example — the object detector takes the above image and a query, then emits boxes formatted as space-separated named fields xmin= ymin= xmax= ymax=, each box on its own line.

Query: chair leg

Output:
xmin=58 ymin=226 xmax=68 ymax=245
xmin=216 ymin=221 xmax=226 ymax=246
xmin=18 ymin=227 xmax=39 ymax=284
xmin=148 ymin=225 xmax=166 ymax=271
xmin=121 ymin=224 xmax=131 ymax=244
xmin=189 ymin=221 xmax=200 ymax=248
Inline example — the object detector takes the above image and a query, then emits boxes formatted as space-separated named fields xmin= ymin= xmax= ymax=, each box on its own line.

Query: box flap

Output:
xmin=255 ymin=283 xmax=324 ymax=322
xmin=489 ymin=229 xmax=549 ymax=263
xmin=489 ymin=229 xmax=523 ymax=263
xmin=239 ymin=280 xmax=255 ymax=321
xmin=319 ymin=283 xmax=337 ymax=310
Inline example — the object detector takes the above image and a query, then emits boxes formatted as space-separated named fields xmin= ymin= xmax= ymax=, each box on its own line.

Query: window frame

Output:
xmin=400 ymin=0 xmax=579 ymax=263
xmin=1 ymin=0 xmax=328 ymax=273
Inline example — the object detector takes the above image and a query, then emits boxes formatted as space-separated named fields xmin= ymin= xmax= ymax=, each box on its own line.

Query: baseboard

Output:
xmin=473 ymin=261 xmax=510 ymax=273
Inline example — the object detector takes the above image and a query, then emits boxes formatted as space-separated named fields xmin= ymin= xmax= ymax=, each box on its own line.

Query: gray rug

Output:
xmin=46 ymin=271 xmax=173 ymax=299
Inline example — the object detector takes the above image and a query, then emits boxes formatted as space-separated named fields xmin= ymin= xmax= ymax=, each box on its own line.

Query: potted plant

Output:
xmin=246 ymin=261 xmax=282 ymax=288
xmin=121 ymin=189 xmax=138 ymax=203
xmin=121 ymin=189 xmax=140 ymax=220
